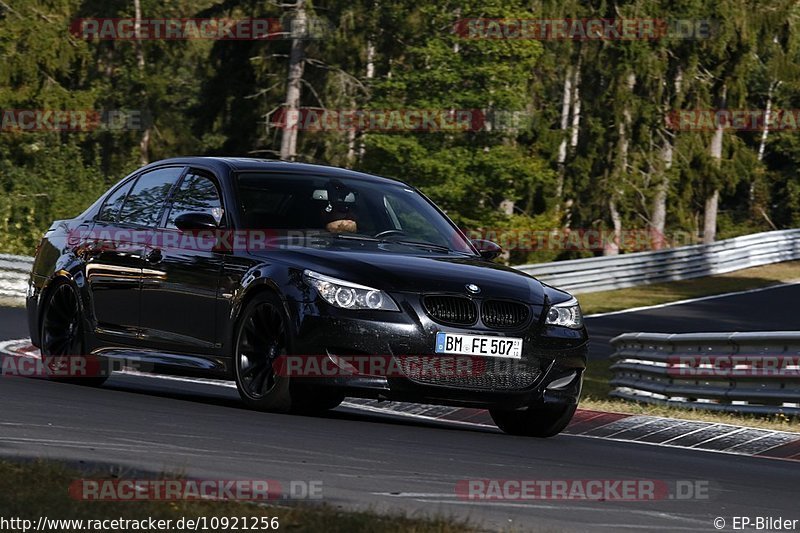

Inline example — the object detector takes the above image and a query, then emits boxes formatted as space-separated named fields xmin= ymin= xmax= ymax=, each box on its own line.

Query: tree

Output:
xmin=279 ymin=0 xmax=308 ymax=161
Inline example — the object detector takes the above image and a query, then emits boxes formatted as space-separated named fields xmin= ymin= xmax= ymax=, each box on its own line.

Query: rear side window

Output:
xmin=165 ymin=172 xmax=223 ymax=229
xmin=97 ymin=180 xmax=134 ymax=223
xmin=118 ymin=167 xmax=184 ymax=227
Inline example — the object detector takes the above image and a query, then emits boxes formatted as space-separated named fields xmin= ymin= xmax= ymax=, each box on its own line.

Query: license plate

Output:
xmin=435 ymin=332 xmax=522 ymax=359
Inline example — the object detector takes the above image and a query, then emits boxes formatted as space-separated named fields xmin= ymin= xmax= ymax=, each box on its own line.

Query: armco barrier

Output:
xmin=609 ymin=331 xmax=800 ymax=416
xmin=0 ymin=254 xmax=33 ymax=301
xmin=0 ymin=229 xmax=798 ymax=303
xmin=517 ymin=229 xmax=800 ymax=293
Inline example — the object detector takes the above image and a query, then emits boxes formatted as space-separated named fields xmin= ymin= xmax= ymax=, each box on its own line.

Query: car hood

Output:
xmin=261 ymin=246 xmax=546 ymax=304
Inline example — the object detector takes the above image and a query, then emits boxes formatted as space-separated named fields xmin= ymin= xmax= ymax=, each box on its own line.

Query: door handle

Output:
xmin=146 ymin=249 xmax=163 ymax=264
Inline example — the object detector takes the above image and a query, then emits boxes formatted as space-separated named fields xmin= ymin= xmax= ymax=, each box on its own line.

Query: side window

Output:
xmin=165 ymin=172 xmax=223 ymax=229
xmin=118 ymin=167 xmax=184 ymax=227
xmin=97 ymin=180 xmax=134 ymax=223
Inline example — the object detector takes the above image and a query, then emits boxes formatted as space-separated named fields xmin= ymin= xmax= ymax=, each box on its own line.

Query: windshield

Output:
xmin=235 ymin=172 xmax=476 ymax=255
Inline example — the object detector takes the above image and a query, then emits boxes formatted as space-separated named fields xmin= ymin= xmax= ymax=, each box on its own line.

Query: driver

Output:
xmin=321 ymin=181 xmax=358 ymax=233
xmin=324 ymin=208 xmax=357 ymax=233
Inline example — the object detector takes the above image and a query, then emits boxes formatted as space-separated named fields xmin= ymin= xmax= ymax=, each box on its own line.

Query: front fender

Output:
xmin=221 ymin=259 xmax=308 ymax=359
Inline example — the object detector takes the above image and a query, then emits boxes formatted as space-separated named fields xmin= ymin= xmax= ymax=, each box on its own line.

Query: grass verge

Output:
xmin=0 ymin=460 xmax=473 ymax=533
xmin=577 ymin=260 xmax=800 ymax=315
xmin=581 ymin=359 xmax=800 ymax=433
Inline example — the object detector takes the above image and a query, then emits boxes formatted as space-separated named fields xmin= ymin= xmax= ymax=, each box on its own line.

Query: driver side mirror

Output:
xmin=174 ymin=212 xmax=219 ymax=231
xmin=472 ymin=239 xmax=502 ymax=261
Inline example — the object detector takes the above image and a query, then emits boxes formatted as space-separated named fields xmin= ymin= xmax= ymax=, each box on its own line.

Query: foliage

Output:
xmin=0 ymin=0 xmax=798 ymax=261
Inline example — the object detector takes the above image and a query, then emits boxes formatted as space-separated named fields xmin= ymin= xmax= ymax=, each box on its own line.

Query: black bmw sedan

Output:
xmin=27 ymin=157 xmax=587 ymax=437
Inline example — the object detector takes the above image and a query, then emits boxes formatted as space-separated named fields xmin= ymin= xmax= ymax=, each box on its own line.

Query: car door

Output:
xmin=138 ymin=169 xmax=226 ymax=356
xmin=86 ymin=166 xmax=186 ymax=343
xmin=84 ymin=177 xmax=140 ymax=340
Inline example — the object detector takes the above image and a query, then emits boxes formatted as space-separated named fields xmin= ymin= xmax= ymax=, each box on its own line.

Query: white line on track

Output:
xmin=336 ymin=400 xmax=494 ymax=429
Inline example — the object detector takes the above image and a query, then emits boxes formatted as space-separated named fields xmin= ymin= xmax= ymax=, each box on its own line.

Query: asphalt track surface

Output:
xmin=585 ymin=282 xmax=800 ymax=359
xmin=1 ymin=286 xmax=799 ymax=532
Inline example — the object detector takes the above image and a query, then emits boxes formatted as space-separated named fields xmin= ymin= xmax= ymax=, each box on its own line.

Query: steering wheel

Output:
xmin=374 ymin=229 xmax=406 ymax=239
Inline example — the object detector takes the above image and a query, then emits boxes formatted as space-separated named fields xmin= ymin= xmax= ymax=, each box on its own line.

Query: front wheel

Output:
xmin=490 ymin=403 xmax=577 ymax=438
xmin=290 ymin=384 xmax=345 ymax=414
xmin=233 ymin=293 xmax=293 ymax=412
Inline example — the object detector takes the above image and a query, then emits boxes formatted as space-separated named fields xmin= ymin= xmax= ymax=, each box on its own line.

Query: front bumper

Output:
xmin=289 ymin=292 xmax=587 ymax=410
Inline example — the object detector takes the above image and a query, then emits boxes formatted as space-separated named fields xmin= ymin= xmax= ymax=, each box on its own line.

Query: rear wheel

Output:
xmin=40 ymin=281 xmax=107 ymax=387
xmin=490 ymin=403 xmax=576 ymax=438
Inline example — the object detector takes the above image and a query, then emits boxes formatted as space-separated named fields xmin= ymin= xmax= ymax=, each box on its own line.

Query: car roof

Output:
xmin=145 ymin=157 xmax=409 ymax=187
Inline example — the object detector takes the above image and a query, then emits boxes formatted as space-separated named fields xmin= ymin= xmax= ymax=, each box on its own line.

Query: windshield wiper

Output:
xmin=333 ymin=233 xmax=380 ymax=242
xmin=334 ymin=233 xmax=462 ymax=254
xmin=384 ymin=239 xmax=454 ymax=253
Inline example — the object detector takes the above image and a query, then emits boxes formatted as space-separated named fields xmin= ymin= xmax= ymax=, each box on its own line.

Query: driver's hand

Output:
xmin=327 ymin=219 xmax=358 ymax=233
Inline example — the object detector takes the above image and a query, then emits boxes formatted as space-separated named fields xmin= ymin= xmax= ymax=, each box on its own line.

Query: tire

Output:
xmin=290 ymin=384 xmax=345 ymax=414
xmin=40 ymin=281 xmax=108 ymax=387
xmin=490 ymin=403 xmax=577 ymax=438
xmin=233 ymin=292 xmax=294 ymax=412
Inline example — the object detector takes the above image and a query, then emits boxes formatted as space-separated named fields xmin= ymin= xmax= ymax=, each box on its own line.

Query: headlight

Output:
xmin=544 ymin=297 xmax=583 ymax=329
xmin=303 ymin=270 xmax=399 ymax=311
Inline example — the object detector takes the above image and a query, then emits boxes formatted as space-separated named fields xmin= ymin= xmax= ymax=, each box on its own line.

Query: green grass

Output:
xmin=581 ymin=359 xmax=800 ymax=433
xmin=577 ymin=260 xmax=800 ymax=315
xmin=0 ymin=460 xmax=473 ymax=533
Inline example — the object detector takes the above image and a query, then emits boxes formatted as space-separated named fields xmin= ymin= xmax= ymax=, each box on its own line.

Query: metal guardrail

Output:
xmin=518 ymin=229 xmax=800 ymax=294
xmin=1 ymin=229 xmax=798 ymax=302
xmin=0 ymin=254 xmax=33 ymax=301
xmin=610 ymin=331 xmax=800 ymax=416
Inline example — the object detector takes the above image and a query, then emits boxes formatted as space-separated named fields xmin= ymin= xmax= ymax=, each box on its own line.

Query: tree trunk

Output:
xmin=134 ymin=0 xmax=149 ymax=165
xmin=650 ymin=67 xmax=682 ymax=249
xmin=346 ymin=115 xmax=356 ymax=166
xmin=607 ymin=198 xmax=622 ymax=255
xmin=569 ymin=57 xmax=581 ymax=150
xmin=356 ymin=40 xmax=376 ymax=161
xmin=605 ymin=72 xmax=636 ymax=256
xmin=752 ymin=80 xmax=777 ymax=208
xmin=704 ymin=84 xmax=726 ymax=245
xmin=555 ymin=65 xmax=573 ymax=200
xmin=365 ymin=40 xmax=375 ymax=79
xmin=279 ymin=0 xmax=307 ymax=161
xmin=561 ymin=55 xmax=581 ymax=228
xmin=133 ymin=0 xmax=144 ymax=70
xmin=703 ymin=190 xmax=719 ymax=245
xmin=757 ymin=81 xmax=776 ymax=162
xmin=650 ymin=134 xmax=672 ymax=249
